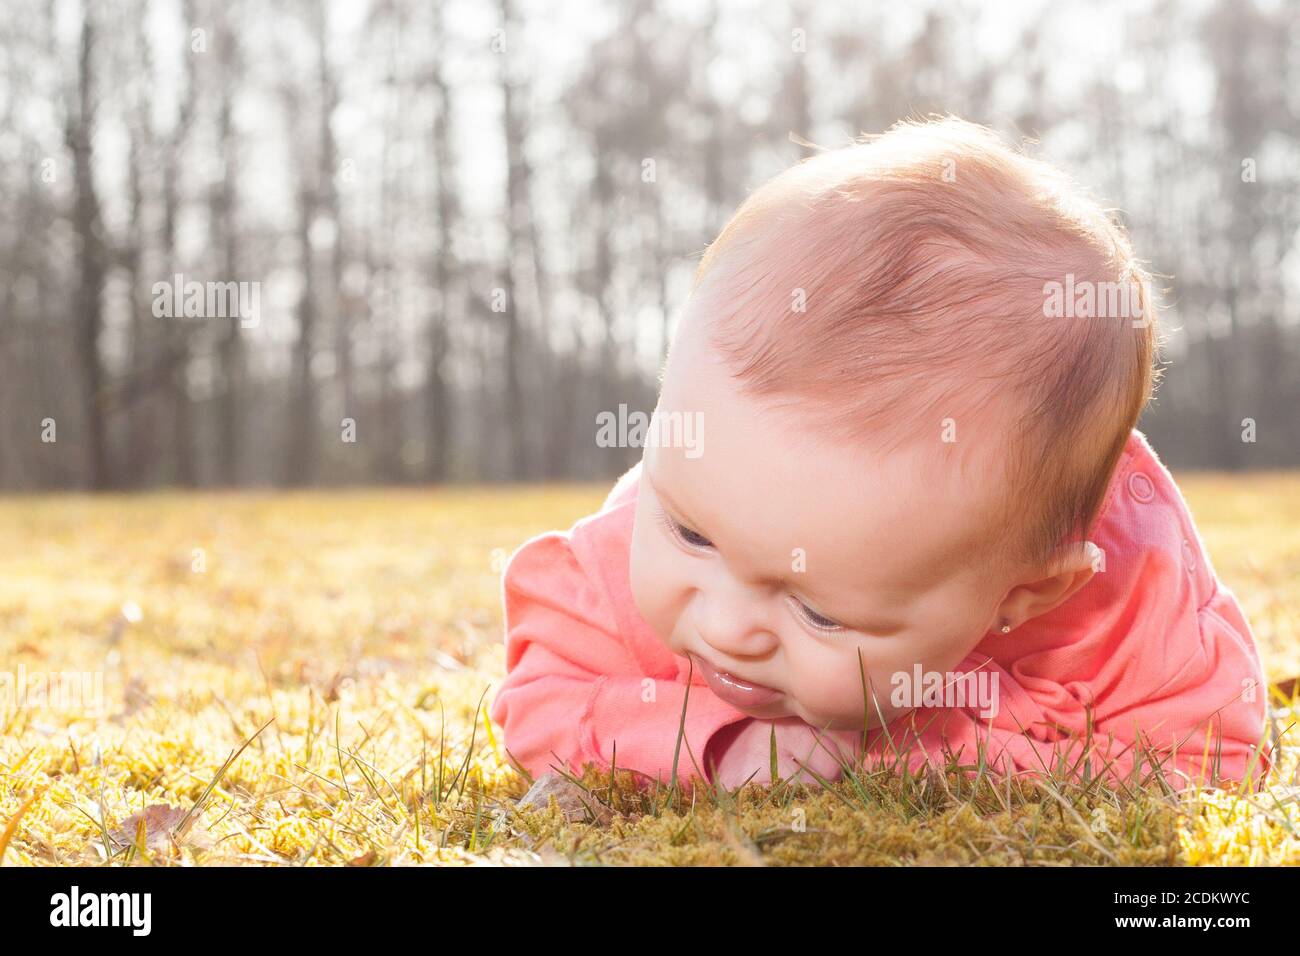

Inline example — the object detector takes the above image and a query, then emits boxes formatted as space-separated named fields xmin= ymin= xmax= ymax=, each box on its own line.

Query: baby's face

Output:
xmin=628 ymin=317 xmax=1014 ymax=732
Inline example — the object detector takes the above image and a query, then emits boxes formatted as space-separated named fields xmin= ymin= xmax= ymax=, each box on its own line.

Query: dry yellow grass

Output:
xmin=0 ymin=474 xmax=1297 ymax=866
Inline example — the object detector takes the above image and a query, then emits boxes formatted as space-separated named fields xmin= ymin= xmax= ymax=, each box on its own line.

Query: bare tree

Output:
xmin=425 ymin=0 xmax=457 ymax=482
xmin=496 ymin=0 xmax=531 ymax=479
xmin=164 ymin=0 xmax=201 ymax=486
xmin=65 ymin=0 xmax=109 ymax=489
xmin=212 ymin=3 xmax=245 ymax=485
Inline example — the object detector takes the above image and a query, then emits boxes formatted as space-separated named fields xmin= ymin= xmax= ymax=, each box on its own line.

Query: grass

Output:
xmin=0 ymin=474 xmax=1298 ymax=866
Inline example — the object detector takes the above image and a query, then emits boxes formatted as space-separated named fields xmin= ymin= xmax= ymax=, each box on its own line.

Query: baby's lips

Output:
xmin=689 ymin=652 xmax=784 ymax=709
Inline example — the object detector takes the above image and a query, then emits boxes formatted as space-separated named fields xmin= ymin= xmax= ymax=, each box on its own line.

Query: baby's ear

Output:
xmin=997 ymin=540 xmax=1100 ymax=629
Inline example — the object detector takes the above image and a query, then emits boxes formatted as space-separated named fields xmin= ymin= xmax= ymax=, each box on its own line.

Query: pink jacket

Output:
xmin=489 ymin=429 xmax=1272 ymax=790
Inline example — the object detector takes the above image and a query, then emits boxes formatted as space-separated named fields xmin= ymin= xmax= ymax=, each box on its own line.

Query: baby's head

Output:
xmin=628 ymin=117 xmax=1160 ymax=733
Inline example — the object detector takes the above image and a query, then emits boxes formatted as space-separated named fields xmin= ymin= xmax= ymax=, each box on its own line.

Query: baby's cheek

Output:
xmin=794 ymin=644 xmax=915 ymax=728
xmin=627 ymin=536 xmax=656 ymax=623
xmin=786 ymin=645 xmax=866 ymax=720
xmin=628 ymin=533 xmax=677 ymax=641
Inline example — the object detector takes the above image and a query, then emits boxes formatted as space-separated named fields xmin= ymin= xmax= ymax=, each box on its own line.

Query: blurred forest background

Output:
xmin=0 ymin=0 xmax=1297 ymax=491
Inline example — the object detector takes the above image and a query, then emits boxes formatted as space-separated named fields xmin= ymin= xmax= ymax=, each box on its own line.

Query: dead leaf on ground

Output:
xmin=1270 ymin=675 xmax=1299 ymax=700
xmin=107 ymin=803 xmax=211 ymax=855
xmin=515 ymin=772 xmax=615 ymax=826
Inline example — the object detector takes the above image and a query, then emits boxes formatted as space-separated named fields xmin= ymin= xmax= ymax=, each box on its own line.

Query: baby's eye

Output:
xmin=791 ymin=596 xmax=845 ymax=632
xmin=676 ymin=522 xmax=713 ymax=549
xmin=655 ymin=505 xmax=714 ymax=550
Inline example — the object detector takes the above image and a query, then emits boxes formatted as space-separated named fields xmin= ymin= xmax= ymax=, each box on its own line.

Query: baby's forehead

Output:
xmin=670 ymin=294 xmax=1021 ymax=487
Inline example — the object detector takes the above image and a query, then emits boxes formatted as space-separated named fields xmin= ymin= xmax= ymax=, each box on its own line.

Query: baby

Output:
xmin=490 ymin=118 xmax=1271 ymax=792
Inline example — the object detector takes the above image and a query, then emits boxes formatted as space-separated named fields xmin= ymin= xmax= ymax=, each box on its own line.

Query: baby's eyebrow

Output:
xmin=646 ymin=469 xmax=709 ymax=534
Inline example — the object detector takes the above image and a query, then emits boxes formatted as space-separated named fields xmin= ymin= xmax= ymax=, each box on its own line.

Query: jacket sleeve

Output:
xmin=1160 ymin=584 xmax=1272 ymax=787
xmin=488 ymin=530 xmax=749 ymax=784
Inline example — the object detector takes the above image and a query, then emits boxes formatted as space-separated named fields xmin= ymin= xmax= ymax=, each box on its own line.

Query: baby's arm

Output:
xmin=489 ymin=531 xmax=749 ymax=784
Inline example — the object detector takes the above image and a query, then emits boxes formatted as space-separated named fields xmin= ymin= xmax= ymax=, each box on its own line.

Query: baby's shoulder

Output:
xmin=1090 ymin=429 xmax=1219 ymax=606
xmin=505 ymin=462 xmax=640 ymax=591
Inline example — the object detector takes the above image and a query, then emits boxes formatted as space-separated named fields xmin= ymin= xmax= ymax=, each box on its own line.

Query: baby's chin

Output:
xmin=788 ymin=701 xmax=901 ymax=734
xmin=730 ymin=698 xmax=791 ymax=720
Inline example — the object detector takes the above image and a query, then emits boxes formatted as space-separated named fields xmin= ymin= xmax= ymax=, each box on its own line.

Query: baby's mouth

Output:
xmin=687 ymin=652 xmax=784 ymax=711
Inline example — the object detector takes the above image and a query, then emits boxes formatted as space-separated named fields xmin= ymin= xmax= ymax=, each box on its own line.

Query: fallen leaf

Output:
xmin=108 ymin=804 xmax=196 ymax=854
xmin=1270 ymin=675 xmax=1299 ymax=700
xmin=515 ymin=772 xmax=614 ymax=825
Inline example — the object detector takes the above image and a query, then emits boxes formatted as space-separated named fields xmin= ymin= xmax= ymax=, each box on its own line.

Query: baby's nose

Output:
xmin=693 ymin=584 xmax=779 ymax=659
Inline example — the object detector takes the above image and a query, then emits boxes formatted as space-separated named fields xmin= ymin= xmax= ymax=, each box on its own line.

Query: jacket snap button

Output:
xmin=1128 ymin=472 xmax=1155 ymax=502
xmin=1183 ymin=539 xmax=1197 ymax=573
